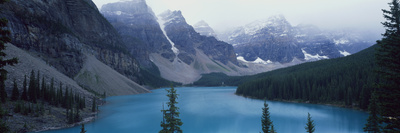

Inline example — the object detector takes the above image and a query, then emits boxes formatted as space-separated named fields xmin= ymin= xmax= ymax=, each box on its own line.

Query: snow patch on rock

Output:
xmin=302 ymin=49 xmax=329 ymax=61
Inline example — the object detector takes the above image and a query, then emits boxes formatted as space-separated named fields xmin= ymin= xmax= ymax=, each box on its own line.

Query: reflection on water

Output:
xmin=41 ymin=87 xmax=368 ymax=133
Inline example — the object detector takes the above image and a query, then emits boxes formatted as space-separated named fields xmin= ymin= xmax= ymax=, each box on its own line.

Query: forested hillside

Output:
xmin=235 ymin=44 xmax=378 ymax=109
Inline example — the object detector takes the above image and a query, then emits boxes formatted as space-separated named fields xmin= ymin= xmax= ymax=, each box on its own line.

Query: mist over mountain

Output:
xmin=101 ymin=1 xmax=247 ymax=84
xmin=193 ymin=20 xmax=218 ymax=38
xmin=219 ymin=15 xmax=374 ymax=63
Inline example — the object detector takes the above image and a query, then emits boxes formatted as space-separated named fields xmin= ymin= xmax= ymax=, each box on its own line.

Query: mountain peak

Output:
xmin=101 ymin=0 xmax=155 ymax=18
xmin=158 ymin=10 xmax=186 ymax=24
xmin=193 ymin=20 xmax=217 ymax=37
xmin=241 ymin=14 xmax=291 ymax=35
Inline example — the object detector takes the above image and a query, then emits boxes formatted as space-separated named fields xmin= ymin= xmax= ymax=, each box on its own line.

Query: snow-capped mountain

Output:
xmin=193 ymin=20 xmax=218 ymax=38
xmin=101 ymin=0 xmax=175 ymax=68
xmin=101 ymin=1 xmax=245 ymax=84
xmin=221 ymin=15 xmax=373 ymax=63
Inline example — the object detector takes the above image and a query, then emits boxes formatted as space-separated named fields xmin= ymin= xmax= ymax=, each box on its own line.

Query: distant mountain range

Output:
xmin=102 ymin=1 xmax=245 ymax=84
xmin=1 ymin=0 xmax=376 ymax=88
xmin=217 ymin=15 xmax=375 ymax=63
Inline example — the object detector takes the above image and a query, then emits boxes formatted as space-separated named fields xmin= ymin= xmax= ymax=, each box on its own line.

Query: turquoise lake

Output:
xmin=42 ymin=86 xmax=368 ymax=133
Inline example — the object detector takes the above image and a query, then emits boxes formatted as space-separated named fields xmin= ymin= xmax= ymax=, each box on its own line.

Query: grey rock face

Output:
xmin=159 ymin=10 xmax=238 ymax=65
xmin=223 ymin=15 xmax=372 ymax=63
xmin=228 ymin=15 xmax=305 ymax=63
xmin=193 ymin=20 xmax=217 ymax=38
xmin=0 ymin=0 xmax=140 ymax=81
xmin=101 ymin=0 xmax=175 ymax=68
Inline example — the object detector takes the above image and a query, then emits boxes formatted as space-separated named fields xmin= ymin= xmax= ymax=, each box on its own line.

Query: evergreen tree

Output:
xmin=0 ymin=0 xmax=18 ymax=104
xmin=28 ymin=70 xmax=37 ymax=103
xmin=270 ymin=125 xmax=277 ymax=133
xmin=21 ymin=75 xmax=28 ymax=101
xmin=375 ymin=0 xmax=400 ymax=131
xmin=0 ymin=120 xmax=9 ymax=133
xmin=80 ymin=124 xmax=86 ymax=133
xmin=364 ymin=92 xmax=381 ymax=133
xmin=91 ymin=98 xmax=96 ymax=112
xmin=305 ymin=112 xmax=315 ymax=133
xmin=160 ymin=102 xmax=168 ymax=133
xmin=36 ymin=70 xmax=40 ymax=99
xmin=74 ymin=104 xmax=81 ymax=122
xmin=0 ymin=105 xmax=9 ymax=132
xmin=160 ymin=86 xmax=183 ymax=133
xmin=41 ymin=76 xmax=46 ymax=101
xmin=261 ymin=100 xmax=272 ymax=133
xmin=11 ymin=78 xmax=19 ymax=101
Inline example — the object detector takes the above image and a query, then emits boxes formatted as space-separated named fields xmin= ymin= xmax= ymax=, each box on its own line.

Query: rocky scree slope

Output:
xmin=0 ymin=0 xmax=149 ymax=95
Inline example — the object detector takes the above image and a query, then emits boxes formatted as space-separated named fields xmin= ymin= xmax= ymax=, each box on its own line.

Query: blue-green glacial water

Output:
xmin=42 ymin=87 xmax=368 ymax=133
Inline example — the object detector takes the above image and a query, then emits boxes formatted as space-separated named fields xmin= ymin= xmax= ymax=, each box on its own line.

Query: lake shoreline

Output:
xmin=235 ymin=93 xmax=368 ymax=112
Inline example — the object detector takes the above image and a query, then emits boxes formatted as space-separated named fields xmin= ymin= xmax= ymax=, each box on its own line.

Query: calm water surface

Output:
xmin=42 ymin=87 xmax=368 ymax=133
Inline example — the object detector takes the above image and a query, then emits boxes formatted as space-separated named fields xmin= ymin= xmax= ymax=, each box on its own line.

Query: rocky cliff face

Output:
xmin=101 ymin=0 xmax=175 ymax=68
xmin=100 ymin=0 xmax=240 ymax=84
xmin=159 ymin=10 xmax=238 ymax=65
xmin=193 ymin=20 xmax=217 ymax=38
xmin=0 ymin=0 xmax=142 ymax=92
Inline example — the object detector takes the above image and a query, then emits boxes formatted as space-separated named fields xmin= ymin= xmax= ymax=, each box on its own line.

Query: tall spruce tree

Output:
xmin=375 ymin=0 xmax=400 ymax=131
xmin=160 ymin=86 xmax=183 ymax=133
xmin=305 ymin=112 xmax=315 ymax=133
xmin=28 ymin=70 xmax=36 ymax=103
xmin=0 ymin=0 xmax=18 ymax=103
xmin=363 ymin=92 xmax=381 ymax=133
xmin=91 ymin=98 xmax=96 ymax=112
xmin=11 ymin=78 xmax=19 ymax=101
xmin=261 ymin=100 xmax=273 ymax=133
xmin=270 ymin=125 xmax=277 ymax=133
xmin=21 ymin=75 xmax=27 ymax=101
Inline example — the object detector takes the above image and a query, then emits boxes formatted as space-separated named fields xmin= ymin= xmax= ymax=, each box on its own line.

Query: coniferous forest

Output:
xmin=235 ymin=44 xmax=378 ymax=109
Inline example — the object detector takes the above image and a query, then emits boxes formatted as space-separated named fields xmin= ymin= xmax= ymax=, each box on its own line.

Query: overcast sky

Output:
xmin=92 ymin=0 xmax=387 ymax=34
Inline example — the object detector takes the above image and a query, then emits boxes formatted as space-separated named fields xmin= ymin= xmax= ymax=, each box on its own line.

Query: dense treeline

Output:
xmin=235 ymin=45 xmax=378 ymax=109
xmin=9 ymin=70 xmax=87 ymax=123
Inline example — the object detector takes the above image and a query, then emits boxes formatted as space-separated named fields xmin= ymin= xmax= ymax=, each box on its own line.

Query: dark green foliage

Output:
xmin=92 ymin=98 xmax=96 ymax=112
xmin=10 ymin=71 xmax=89 ymax=122
xmin=364 ymin=92 xmax=381 ymax=133
xmin=270 ymin=125 xmax=276 ymax=133
xmin=74 ymin=105 xmax=81 ymax=123
xmin=21 ymin=75 xmax=28 ymax=101
xmin=36 ymin=70 xmax=40 ymax=99
xmin=13 ymin=101 xmax=22 ymax=113
xmin=193 ymin=73 xmax=245 ymax=86
xmin=11 ymin=79 xmax=19 ymax=101
xmin=41 ymin=77 xmax=46 ymax=101
xmin=193 ymin=73 xmax=229 ymax=86
xmin=0 ymin=120 xmax=8 ymax=133
xmin=235 ymin=45 xmax=378 ymax=108
xmin=0 ymin=104 xmax=9 ymax=132
xmin=0 ymin=0 xmax=18 ymax=104
xmin=28 ymin=70 xmax=37 ymax=103
xmin=305 ymin=113 xmax=315 ymax=133
xmin=80 ymin=124 xmax=86 ymax=133
xmin=261 ymin=100 xmax=273 ymax=133
xmin=138 ymin=67 xmax=180 ymax=88
xmin=160 ymin=86 xmax=183 ymax=133
xmin=375 ymin=0 xmax=400 ymax=132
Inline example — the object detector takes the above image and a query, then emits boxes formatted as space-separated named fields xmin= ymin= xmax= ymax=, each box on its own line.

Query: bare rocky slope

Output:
xmin=0 ymin=0 xmax=152 ymax=132
xmin=0 ymin=0 xmax=147 ymax=94
xmin=3 ymin=43 xmax=97 ymax=132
